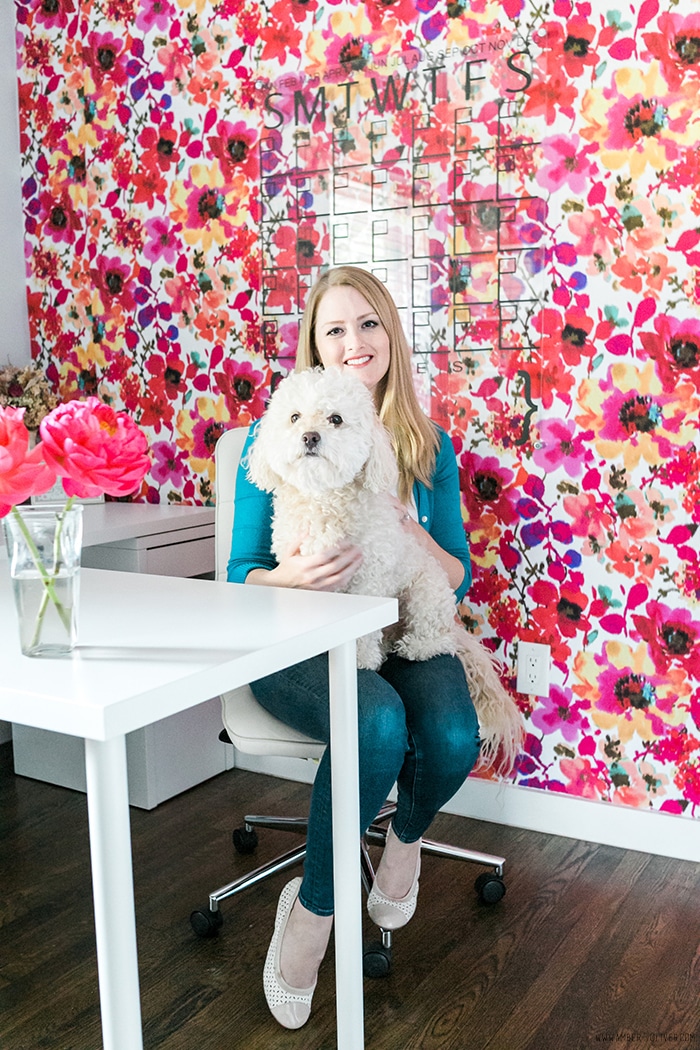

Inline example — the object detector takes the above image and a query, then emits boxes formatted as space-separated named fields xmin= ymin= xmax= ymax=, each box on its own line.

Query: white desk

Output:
xmin=0 ymin=567 xmax=397 ymax=1050
xmin=8 ymin=503 xmax=222 ymax=808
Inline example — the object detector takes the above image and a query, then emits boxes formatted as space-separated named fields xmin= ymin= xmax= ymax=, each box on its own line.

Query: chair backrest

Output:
xmin=214 ymin=426 xmax=250 ymax=583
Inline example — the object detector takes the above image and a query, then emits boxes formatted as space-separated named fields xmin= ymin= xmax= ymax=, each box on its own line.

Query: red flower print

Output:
xmin=146 ymin=351 xmax=196 ymax=402
xmin=37 ymin=189 xmax=82 ymax=245
xmin=92 ymin=256 xmax=137 ymax=312
xmin=534 ymin=15 xmax=599 ymax=79
xmin=639 ymin=315 xmax=700 ymax=393
xmin=213 ymin=360 xmax=269 ymax=425
xmin=84 ymin=31 xmax=129 ymax=87
xmin=460 ymin=452 xmax=519 ymax=529
xmin=31 ymin=0 xmax=75 ymax=29
xmin=643 ymin=11 xmax=700 ymax=90
xmin=138 ymin=121 xmax=183 ymax=174
xmin=632 ymin=600 xmax=700 ymax=679
xmin=206 ymin=119 xmax=259 ymax=181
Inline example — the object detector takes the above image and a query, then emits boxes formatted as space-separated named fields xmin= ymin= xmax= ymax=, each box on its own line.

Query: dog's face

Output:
xmin=247 ymin=367 xmax=399 ymax=496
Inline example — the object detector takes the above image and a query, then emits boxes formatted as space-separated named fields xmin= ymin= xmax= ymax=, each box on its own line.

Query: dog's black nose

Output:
xmin=302 ymin=430 xmax=321 ymax=453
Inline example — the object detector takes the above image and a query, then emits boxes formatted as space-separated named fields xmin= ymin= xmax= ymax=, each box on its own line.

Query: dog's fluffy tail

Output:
xmin=455 ymin=629 xmax=524 ymax=778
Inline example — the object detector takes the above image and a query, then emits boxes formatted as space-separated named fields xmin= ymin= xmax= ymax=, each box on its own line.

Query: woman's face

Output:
xmin=313 ymin=285 xmax=391 ymax=393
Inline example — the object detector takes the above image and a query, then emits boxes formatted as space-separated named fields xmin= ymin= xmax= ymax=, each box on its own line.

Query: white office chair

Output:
xmin=189 ymin=426 xmax=507 ymax=975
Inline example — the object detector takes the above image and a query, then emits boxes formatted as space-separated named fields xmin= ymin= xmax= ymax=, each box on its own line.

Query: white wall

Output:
xmin=0 ymin=6 xmax=29 ymax=745
xmin=0 ymin=2 xmax=30 ymax=369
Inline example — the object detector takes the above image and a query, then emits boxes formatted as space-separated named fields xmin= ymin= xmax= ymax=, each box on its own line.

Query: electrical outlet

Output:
xmin=516 ymin=641 xmax=551 ymax=696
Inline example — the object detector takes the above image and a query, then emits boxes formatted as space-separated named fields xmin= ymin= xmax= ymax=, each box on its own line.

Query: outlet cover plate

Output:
xmin=516 ymin=641 xmax=551 ymax=697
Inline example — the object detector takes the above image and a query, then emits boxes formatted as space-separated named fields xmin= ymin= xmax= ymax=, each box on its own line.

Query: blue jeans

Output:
xmin=250 ymin=652 xmax=481 ymax=916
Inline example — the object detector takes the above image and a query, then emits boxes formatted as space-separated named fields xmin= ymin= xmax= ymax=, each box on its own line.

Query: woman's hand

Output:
xmin=246 ymin=542 xmax=363 ymax=592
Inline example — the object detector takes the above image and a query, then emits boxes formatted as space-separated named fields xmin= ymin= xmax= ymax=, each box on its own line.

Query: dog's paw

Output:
xmin=392 ymin=631 xmax=454 ymax=662
xmin=356 ymin=633 xmax=385 ymax=671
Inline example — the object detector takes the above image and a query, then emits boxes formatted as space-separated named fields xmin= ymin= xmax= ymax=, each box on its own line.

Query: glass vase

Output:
xmin=3 ymin=504 xmax=83 ymax=657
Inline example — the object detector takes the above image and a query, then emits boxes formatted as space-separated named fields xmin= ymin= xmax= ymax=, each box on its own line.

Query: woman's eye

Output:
xmin=328 ymin=414 xmax=343 ymax=426
xmin=327 ymin=326 xmax=343 ymax=336
xmin=362 ymin=319 xmax=378 ymax=329
xmin=290 ymin=412 xmax=300 ymax=424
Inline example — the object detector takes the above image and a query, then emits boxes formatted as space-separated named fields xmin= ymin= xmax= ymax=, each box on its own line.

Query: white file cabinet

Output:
xmin=9 ymin=503 xmax=235 ymax=809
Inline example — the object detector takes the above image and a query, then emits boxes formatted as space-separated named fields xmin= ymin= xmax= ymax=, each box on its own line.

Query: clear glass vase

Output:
xmin=3 ymin=504 xmax=83 ymax=657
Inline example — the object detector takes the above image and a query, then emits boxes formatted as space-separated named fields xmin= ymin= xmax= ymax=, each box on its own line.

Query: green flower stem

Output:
xmin=11 ymin=501 xmax=73 ymax=644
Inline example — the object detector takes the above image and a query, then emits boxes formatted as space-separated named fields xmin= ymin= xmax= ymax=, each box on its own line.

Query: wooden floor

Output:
xmin=1 ymin=740 xmax=699 ymax=1050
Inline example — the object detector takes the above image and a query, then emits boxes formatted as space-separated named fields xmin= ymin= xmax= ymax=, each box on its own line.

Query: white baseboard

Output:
xmin=232 ymin=751 xmax=700 ymax=863
xmin=443 ymin=777 xmax=700 ymax=864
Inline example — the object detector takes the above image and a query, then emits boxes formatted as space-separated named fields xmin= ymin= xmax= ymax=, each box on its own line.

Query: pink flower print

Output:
xmin=535 ymin=134 xmax=597 ymax=194
xmin=135 ymin=0 xmax=173 ymax=33
xmin=531 ymin=684 xmax=589 ymax=742
xmin=151 ymin=440 xmax=189 ymax=487
xmin=559 ymin=756 xmax=608 ymax=800
xmin=143 ymin=216 xmax=180 ymax=264
xmin=577 ymin=362 xmax=698 ymax=471
xmin=533 ymin=418 xmax=591 ymax=478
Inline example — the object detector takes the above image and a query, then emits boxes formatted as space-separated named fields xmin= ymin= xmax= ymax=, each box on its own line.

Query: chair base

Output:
xmin=197 ymin=802 xmax=506 ymax=948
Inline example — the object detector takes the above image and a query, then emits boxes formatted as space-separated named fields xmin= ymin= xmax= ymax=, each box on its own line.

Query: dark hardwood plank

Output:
xmin=1 ymin=741 xmax=698 ymax=1050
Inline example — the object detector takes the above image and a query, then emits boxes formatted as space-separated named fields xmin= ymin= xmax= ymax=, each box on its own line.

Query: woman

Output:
xmin=227 ymin=265 xmax=480 ymax=1029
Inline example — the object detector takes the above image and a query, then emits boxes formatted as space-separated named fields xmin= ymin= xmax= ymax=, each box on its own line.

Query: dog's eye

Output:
xmin=290 ymin=413 xmax=300 ymax=424
xmin=328 ymin=414 xmax=343 ymax=427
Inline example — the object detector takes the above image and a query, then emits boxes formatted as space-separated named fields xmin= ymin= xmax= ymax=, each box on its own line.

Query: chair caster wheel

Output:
xmin=474 ymin=872 xmax=506 ymax=904
xmin=233 ymin=826 xmax=259 ymax=854
xmin=363 ymin=942 xmax=392 ymax=978
xmin=190 ymin=907 xmax=224 ymax=938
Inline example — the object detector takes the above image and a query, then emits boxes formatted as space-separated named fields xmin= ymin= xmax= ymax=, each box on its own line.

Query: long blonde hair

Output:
xmin=295 ymin=266 xmax=439 ymax=501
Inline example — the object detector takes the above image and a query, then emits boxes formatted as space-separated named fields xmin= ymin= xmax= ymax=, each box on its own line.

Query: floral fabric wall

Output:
xmin=15 ymin=0 xmax=700 ymax=818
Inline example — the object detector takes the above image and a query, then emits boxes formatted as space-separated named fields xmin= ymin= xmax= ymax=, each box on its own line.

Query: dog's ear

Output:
xmin=246 ymin=421 xmax=281 ymax=492
xmin=362 ymin=417 xmax=399 ymax=493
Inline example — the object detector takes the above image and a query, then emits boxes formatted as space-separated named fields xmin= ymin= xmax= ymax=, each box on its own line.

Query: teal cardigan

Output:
xmin=226 ymin=423 xmax=472 ymax=602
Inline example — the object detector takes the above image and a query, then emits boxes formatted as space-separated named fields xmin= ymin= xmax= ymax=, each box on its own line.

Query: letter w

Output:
xmin=370 ymin=72 xmax=411 ymax=114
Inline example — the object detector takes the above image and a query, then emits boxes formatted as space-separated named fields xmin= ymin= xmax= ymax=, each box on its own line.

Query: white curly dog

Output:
xmin=247 ymin=366 xmax=523 ymax=774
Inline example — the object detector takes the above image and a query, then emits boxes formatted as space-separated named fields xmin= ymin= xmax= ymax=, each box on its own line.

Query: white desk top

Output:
xmin=81 ymin=502 xmax=215 ymax=546
xmin=0 ymin=567 xmax=397 ymax=742
xmin=0 ymin=503 xmax=215 ymax=558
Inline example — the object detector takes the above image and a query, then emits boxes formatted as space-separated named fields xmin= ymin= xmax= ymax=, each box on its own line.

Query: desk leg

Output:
xmin=329 ymin=642 xmax=365 ymax=1050
xmin=84 ymin=736 xmax=144 ymax=1050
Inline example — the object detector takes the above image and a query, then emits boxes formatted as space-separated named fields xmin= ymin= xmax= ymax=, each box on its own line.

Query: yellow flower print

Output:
xmin=176 ymin=395 xmax=230 ymax=477
xmin=573 ymin=640 xmax=689 ymax=744
xmin=576 ymin=361 xmax=699 ymax=470
xmin=580 ymin=62 xmax=697 ymax=178
xmin=170 ymin=163 xmax=246 ymax=253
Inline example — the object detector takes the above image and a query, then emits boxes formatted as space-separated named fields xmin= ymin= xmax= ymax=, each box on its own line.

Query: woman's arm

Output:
xmin=401 ymin=513 xmax=466 ymax=594
xmin=410 ymin=428 xmax=472 ymax=601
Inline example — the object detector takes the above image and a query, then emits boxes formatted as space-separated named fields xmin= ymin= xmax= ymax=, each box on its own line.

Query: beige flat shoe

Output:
xmin=263 ymin=878 xmax=316 ymax=1029
xmin=366 ymin=832 xmax=421 ymax=930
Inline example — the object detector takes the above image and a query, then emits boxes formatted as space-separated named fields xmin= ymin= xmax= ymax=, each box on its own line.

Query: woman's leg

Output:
xmin=250 ymin=652 xmax=410 ymax=915
xmin=378 ymin=652 xmax=481 ymax=845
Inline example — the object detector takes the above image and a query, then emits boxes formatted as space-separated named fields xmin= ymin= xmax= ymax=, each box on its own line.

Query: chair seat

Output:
xmin=220 ymin=686 xmax=325 ymax=760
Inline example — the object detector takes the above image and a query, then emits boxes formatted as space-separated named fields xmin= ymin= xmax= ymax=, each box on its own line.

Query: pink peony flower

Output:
xmin=39 ymin=397 xmax=150 ymax=499
xmin=0 ymin=406 xmax=57 ymax=517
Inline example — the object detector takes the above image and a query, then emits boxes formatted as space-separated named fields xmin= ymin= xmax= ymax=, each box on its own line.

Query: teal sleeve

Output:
xmin=414 ymin=428 xmax=472 ymax=603
xmin=226 ymin=424 xmax=276 ymax=584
